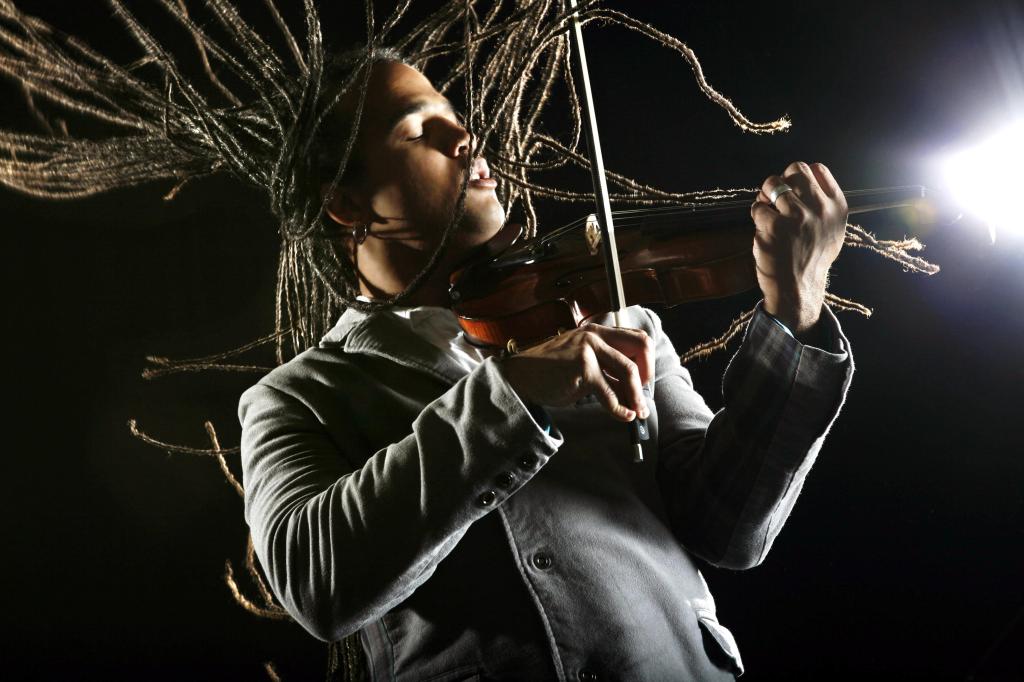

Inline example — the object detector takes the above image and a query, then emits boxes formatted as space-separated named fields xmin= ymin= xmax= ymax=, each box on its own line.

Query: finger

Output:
xmin=807 ymin=162 xmax=838 ymax=198
xmin=583 ymin=356 xmax=636 ymax=422
xmin=751 ymin=190 xmax=778 ymax=225
xmin=750 ymin=200 xmax=782 ymax=231
xmin=782 ymin=161 xmax=828 ymax=212
xmin=761 ymin=174 xmax=803 ymax=217
xmin=589 ymin=335 xmax=647 ymax=419
xmin=809 ymin=162 xmax=848 ymax=212
xmin=580 ymin=324 xmax=655 ymax=385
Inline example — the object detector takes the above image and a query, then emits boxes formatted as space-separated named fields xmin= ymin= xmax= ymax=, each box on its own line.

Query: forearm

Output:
xmin=653 ymin=302 xmax=853 ymax=569
xmin=239 ymin=356 xmax=561 ymax=641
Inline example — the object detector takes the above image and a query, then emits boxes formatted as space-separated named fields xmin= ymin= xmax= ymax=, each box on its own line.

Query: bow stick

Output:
xmin=567 ymin=0 xmax=650 ymax=463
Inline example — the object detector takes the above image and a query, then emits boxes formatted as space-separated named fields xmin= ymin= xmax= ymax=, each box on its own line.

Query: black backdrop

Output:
xmin=4 ymin=1 xmax=1023 ymax=680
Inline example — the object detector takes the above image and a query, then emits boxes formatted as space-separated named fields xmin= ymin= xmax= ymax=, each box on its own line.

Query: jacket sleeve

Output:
xmin=238 ymin=355 xmax=563 ymax=642
xmin=648 ymin=301 xmax=854 ymax=570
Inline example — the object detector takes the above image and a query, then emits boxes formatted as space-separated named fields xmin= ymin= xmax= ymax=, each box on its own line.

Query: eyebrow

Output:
xmin=386 ymin=98 xmax=459 ymax=134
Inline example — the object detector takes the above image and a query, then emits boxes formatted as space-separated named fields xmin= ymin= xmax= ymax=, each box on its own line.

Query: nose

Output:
xmin=444 ymin=118 xmax=472 ymax=159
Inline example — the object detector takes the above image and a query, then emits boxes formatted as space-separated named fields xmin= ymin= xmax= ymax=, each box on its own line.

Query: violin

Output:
xmin=449 ymin=185 xmax=928 ymax=349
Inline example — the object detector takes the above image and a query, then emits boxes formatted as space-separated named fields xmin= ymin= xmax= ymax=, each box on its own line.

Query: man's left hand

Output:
xmin=751 ymin=161 xmax=848 ymax=337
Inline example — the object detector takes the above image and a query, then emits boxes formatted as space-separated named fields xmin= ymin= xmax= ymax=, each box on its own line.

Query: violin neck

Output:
xmin=519 ymin=185 xmax=930 ymax=253
xmin=568 ymin=185 xmax=930 ymax=234
xmin=845 ymin=185 xmax=928 ymax=214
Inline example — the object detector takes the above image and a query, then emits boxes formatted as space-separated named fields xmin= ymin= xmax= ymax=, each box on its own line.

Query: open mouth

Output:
xmin=469 ymin=157 xmax=497 ymax=189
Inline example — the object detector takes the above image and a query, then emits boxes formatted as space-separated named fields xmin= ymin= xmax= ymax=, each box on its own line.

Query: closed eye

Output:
xmin=403 ymin=108 xmax=464 ymax=142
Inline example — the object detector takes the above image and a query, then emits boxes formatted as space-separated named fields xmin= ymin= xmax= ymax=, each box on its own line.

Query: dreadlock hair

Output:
xmin=279 ymin=43 xmax=457 ymax=373
xmin=303 ymin=43 xmax=475 ymax=320
xmin=0 ymin=0 xmax=938 ymax=365
xmin=0 ymin=1 xmax=938 ymax=679
xmin=312 ymin=45 xmax=407 ymax=192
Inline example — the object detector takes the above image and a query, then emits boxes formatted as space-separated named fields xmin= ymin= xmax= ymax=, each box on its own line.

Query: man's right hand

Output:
xmin=500 ymin=323 xmax=654 ymax=423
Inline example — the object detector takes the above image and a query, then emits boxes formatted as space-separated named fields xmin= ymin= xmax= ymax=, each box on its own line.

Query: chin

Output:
xmin=459 ymin=194 xmax=506 ymax=243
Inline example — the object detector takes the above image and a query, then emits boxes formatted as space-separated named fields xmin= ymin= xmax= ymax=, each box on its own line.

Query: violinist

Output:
xmin=238 ymin=52 xmax=853 ymax=681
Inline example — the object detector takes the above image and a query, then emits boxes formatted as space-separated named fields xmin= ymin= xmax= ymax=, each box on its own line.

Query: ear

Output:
xmin=321 ymin=183 xmax=367 ymax=228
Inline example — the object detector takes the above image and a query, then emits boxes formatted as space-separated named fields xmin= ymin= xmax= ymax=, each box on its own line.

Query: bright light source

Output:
xmin=942 ymin=120 xmax=1024 ymax=242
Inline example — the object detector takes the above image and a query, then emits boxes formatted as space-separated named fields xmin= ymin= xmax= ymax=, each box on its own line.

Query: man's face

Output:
xmin=330 ymin=60 xmax=505 ymax=260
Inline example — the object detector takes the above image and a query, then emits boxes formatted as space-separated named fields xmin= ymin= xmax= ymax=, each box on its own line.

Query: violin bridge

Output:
xmin=585 ymin=214 xmax=601 ymax=256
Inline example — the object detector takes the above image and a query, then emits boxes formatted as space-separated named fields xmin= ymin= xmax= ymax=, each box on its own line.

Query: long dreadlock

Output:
xmin=0 ymin=0 xmax=937 ymax=362
xmin=0 ymin=1 xmax=938 ymax=679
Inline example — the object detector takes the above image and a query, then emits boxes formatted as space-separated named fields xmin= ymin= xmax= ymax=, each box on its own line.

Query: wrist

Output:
xmin=764 ymin=305 xmax=821 ymax=337
xmin=499 ymin=354 xmax=529 ymax=402
xmin=498 ymin=356 xmax=551 ymax=434
xmin=762 ymin=302 xmax=832 ymax=347
xmin=763 ymin=287 xmax=825 ymax=336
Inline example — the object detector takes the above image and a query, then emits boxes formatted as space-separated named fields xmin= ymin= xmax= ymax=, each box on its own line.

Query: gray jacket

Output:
xmin=238 ymin=303 xmax=853 ymax=681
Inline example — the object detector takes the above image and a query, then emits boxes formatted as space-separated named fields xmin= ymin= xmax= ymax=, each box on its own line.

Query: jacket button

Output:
xmin=532 ymin=552 xmax=553 ymax=570
xmin=518 ymin=453 xmax=537 ymax=469
xmin=476 ymin=490 xmax=497 ymax=507
xmin=577 ymin=670 xmax=599 ymax=681
xmin=496 ymin=472 xmax=516 ymax=489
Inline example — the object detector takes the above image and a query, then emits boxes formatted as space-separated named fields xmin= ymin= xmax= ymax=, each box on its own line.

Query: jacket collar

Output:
xmin=318 ymin=306 xmax=469 ymax=385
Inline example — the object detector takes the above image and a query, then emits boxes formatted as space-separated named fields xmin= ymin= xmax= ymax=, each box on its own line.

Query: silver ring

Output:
xmin=768 ymin=183 xmax=794 ymax=205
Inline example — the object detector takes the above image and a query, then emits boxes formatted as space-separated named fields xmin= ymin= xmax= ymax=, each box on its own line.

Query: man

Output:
xmin=239 ymin=56 xmax=853 ymax=681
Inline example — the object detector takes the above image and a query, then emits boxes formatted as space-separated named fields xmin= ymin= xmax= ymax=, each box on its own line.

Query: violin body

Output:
xmin=449 ymin=186 xmax=927 ymax=349
xmin=450 ymin=220 xmax=756 ymax=348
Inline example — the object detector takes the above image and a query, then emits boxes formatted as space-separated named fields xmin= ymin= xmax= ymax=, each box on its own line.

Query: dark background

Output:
xmin=4 ymin=1 xmax=1023 ymax=680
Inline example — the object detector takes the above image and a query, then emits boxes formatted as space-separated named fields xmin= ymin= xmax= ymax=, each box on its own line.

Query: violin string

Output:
xmin=527 ymin=187 xmax=925 ymax=250
xmin=0 ymin=4 xmax=940 ymax=670
xmin=0 ymin=1 xmax=936 ymax=362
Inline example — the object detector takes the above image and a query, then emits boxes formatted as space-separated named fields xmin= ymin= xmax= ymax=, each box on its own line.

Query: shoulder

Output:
xmin=587 ymin=305 xmax=662 ymax=336
xmin=237 ymin=344 xmax=356 ymax=417
xmin=634 ymin=305 xmax=666 ymax=337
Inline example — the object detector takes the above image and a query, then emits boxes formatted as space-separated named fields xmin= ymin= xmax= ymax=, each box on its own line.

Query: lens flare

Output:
xmin=942 ymin=120 xmax=1024 ymax=242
